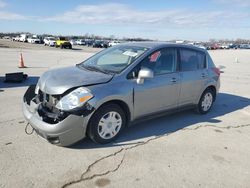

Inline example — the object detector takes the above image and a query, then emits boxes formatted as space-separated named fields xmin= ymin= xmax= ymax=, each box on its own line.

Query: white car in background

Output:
xmin=44 ymin=37 xmax=56 ymax=46
xmin=70 ymin=39 xmax=77 ymax=46
xmin=3 ymin=36 xmax=10 ymax=39
xmin=76 ymin=39 xmax=86 ymax=45
xmin=220 ymin=44 xmax=230 ymax=49
xmin=19 ymin=34 xmax=28 ymax=42
xmin=12 ymin=36 xmax=20 ymax=41
xmin=108 ymin=41 xmax=120 ymax=47
xmin=27 ymin=35 xmax=40 ymax=44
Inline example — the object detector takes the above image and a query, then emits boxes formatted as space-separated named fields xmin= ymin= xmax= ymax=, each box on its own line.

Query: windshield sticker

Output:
xmin=150 ymin=51 xmax=161 ymax=62
xmin=123 ymin=51 xmax=138 ymax=57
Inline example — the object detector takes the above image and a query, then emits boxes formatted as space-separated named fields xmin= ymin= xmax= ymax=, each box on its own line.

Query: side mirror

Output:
xmin=137 ymin=67 xmax=154 ymax=84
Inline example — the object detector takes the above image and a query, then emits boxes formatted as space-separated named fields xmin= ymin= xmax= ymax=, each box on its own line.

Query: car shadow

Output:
xmin=71 ymin=93 xmax=250 ymax=149
xmin=0 ymin=76 xmax=39 ymax=89
xmin=71 ymin=48 xmax=83 ymax=51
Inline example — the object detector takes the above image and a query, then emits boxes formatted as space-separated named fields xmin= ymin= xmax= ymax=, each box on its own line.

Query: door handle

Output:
xmin=201 ymin=73 xmax=206 ymax=78
xmin=171 ymin=78 xmax=177 ymax=83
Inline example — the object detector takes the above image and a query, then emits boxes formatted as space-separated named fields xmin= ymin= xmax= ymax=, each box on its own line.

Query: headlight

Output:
xmin=55 ymin=87 xmax=93 ymax=111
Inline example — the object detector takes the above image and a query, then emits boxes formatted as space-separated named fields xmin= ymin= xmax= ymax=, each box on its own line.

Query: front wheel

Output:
xmin=87 ymin=104 xmax=126 ymax=144
xmin=197 ymin=89 xmax=214 ymax=114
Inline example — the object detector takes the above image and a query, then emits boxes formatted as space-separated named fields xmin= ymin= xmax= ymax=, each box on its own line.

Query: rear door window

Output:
xmin=180 ymin=49 xmax=206 ymax=71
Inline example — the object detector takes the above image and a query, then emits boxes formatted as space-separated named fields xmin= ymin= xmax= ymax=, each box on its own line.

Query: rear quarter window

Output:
xmin=207 ymin=53 xmax=215 ymax=68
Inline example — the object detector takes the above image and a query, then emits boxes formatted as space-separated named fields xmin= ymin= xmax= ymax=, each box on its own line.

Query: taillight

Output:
xmin=212 ymin=67 xmax=220 ymax=76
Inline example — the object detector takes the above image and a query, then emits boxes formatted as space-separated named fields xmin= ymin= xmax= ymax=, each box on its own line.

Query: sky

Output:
xmin=0 ymin=0 xmax=249 ymax=41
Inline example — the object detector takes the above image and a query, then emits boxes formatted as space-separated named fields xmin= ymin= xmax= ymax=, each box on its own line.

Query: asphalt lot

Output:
xmin=0 ymin=39 xmax=250 ymax=188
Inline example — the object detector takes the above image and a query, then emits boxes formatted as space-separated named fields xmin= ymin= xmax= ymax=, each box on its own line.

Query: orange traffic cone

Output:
xmin=18 ymin=53 xmax=27 ymax=68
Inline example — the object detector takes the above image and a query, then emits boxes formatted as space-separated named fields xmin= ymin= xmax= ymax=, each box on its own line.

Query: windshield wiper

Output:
xmin=81 ymin=65 xmax=114 ymax=75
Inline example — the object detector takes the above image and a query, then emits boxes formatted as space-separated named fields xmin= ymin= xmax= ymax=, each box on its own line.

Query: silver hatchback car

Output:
xmin=23 ymin=42 xmax=220 ymax=146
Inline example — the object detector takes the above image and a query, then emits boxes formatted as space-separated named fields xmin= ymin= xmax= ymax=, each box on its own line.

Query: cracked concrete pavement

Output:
xmin=0 ymin=41 xmax=250 ymax=188
xmin=62 ymin=123 xmax=250 ymax=188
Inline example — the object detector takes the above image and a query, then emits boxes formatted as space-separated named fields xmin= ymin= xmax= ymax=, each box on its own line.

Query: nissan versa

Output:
xmin=22 ymin=42 xmax=220 ymax=146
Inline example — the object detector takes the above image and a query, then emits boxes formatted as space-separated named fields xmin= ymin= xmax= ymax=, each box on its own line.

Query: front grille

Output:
xmin=38 ymin=90 xmax=60 ymax=108
xmin=38 ymin=90 xmax=61 ymax=115
xmin=37 ymin=90 xmax=67 ymax=124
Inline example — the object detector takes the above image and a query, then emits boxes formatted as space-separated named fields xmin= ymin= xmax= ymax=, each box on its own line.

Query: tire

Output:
xmin=60 ymin=44 xmax=63 ymax=49
xmin=88 ymin=103 xmax=126 ymax=144
xmin=197 ymin=89 xmax=214 ymax=114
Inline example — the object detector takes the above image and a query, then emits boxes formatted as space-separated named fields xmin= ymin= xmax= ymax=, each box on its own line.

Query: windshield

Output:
xmin=79 ymin=45 xmax=148 ymax=73
xmin=59 ymin=37 xmax=66 ymax=40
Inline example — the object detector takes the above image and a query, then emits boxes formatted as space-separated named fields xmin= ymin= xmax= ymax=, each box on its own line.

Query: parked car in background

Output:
xmin=23 ymin=42 xmax=220 ymax=146
xmin=70 ymin=39 xmax=77 ymax=46
xmin=3 ymin=36 xmax=11 ymax=39
xmin=229 ymin=44 xmax=239 ymax=49
xmin=55 ymin=37 xmax=72 ymax=49
xmin=76 ymin=39 xmax=86 ymax=45
xmin=12 ymin=36 xmax=20 ymax=41
xmin=84 ymin=39 xmax=93 ymax=46
xmin=44 ymin=37 xmax=56 ymax=46
xmin=239 ymin=44 xmax=250 ymax=49
xmin=27 ymin=35 xmax=40 ymax=44
xmin=220 ymin=44 xmax=230 ymax=49
xmin=108 ymin=41 xmax=120 ymax=47
xmin=19 ymin=34 xmax=28 ymax=42
xmin=209 ymin=44 xmax=220 ymax=50
xmin=92 ymin=40 xmax=103 ymax=48
xmin=101 ymin=41 xmax=109 ymax=48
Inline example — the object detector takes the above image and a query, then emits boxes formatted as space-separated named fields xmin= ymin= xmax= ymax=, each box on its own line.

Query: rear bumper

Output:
xmin=62 ymin=43 xmax=71 ymax=46
xmin=22 ymin=87 xmax=88 ymax=146
xmin=56 ymin=42 xmax=72 ymax=48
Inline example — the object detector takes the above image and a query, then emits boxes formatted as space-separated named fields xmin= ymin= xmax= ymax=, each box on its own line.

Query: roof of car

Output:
xmin=120 ymin=41 xmax=207 ymax=52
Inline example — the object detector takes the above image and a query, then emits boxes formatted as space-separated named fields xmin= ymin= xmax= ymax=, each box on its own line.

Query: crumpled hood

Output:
xmin=38 ymin=66 xmax=113 ymax=95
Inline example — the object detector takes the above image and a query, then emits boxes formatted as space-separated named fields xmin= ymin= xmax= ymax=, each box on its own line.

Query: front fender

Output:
xmin=87 ymin=80 xmax=134 ymax=120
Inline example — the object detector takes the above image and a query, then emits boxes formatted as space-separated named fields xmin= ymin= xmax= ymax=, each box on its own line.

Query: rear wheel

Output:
xmin=88 ymin=104 xmax=126 ymax=144
xmin=197 ymin=89 xmax=214 ymax=114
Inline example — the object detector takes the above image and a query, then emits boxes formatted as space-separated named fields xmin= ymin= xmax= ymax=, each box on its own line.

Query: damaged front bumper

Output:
xmin=22 ymin=85 xmax=93 ymax=146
